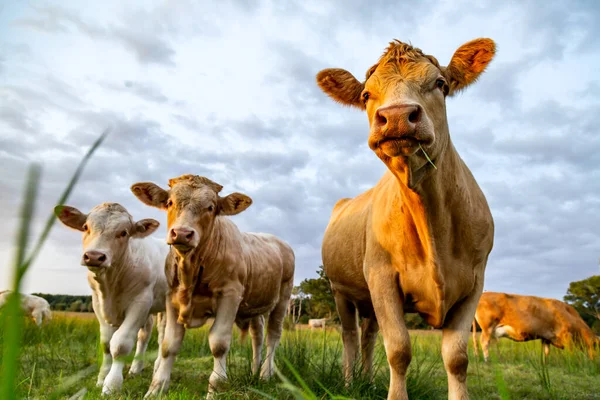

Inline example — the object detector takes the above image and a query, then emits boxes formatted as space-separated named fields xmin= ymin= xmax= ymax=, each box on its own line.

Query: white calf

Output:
xmin=0 ymin=291 xmax=52 ymax=326
xmin=308 ymin=318 xmax=327 ymax=330
xmin=55 ymin=202 xmax=169 ymax=395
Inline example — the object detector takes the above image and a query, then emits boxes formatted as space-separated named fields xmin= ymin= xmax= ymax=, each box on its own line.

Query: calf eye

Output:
xmin=208 ymin=205 xmax=214 ymax=212
xmin=82 ymin=224 xmax=88 ymax=231
xmin=120 ymin=230 xmax=128 ymax=238
xmin=167 ymin=199 xmax=173 ymax=208
xmin=362 ymin=92 xmax=370 ymax=101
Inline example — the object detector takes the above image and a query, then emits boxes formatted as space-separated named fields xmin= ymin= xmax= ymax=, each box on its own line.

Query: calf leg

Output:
xmin=153 ymin=312 xmax=166 ymax=374
xmin=249 ymin=315 xmax=265 ymax=375
xmin=367 ymin=268 xmax=411 ymax=400
xmin=260 ymin=279 xmax=293 ymax=380
xmin=335 ymin=292 xmax=359 ymax=385
xmin=92 ymin=295 xmax=116 ymax=387
xmin=103 ymin=294 xmax=152 ymax=395
xmin=129 ymin=315 xmax=154 ymax=375
xmin=360 ymin=315 xmax=379 ymax=381
xmin=207 ymin=293 xmax=243 ymax=398
xmin=480 ymin=329 xmax=492 ymax=362
xmin=146 ymin=301 xmax=185 ymax=398
xmin=441 ymin=284 xmax=483 ymax=400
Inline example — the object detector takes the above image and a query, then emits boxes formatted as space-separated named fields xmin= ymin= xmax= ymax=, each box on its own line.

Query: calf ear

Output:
xmin=445 ymin=38 xmax=496 ymax=96
xmin=131 ymin=182 xmax=169 ymax=209
xmin=54 ymin=205 xmax=88 ymax=231
xmin=133 ymin=218 xmax=160 ymax=238
xmin=218 ymin=193 xmax=252 ymax=216
xmin=316 ymin=68 xmax=365 ymax=109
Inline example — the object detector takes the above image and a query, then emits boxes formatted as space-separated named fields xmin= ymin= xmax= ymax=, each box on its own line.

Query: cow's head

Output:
xmin=131 ymin=174 xmax=252 ymax=256
xmin=317 ymin=38 xmax=495 ymax=185
xmin=54 ymin=203 xmax=160 ymax=270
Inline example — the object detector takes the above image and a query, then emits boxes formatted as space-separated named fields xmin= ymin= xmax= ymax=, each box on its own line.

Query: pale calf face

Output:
xmin=316 ymin=38 xmax=495 ymax=164
xmin=55 ymin=203 xmax=160 ymax=270
xmin=131 ymin=174 xmax=252 ymax=256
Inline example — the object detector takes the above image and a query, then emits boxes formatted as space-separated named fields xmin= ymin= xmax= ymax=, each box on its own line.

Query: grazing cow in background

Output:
xmin=473 ymin=292 xmax=599 ymax=361
xmin=131 ymin=174 xmax=295 ymax=398
xmin=0 ymin=291 xmax=52 ymax=326
xmin=308 ymin=318 xmax=327 ymax=330
xmin=317 ymin=38 xmax=496 ymax=400
xmin=55 ymin=203 xmax=169 ymax=395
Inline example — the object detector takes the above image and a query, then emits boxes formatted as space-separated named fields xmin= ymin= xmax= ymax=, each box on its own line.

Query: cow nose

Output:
xmin=169 ymin=228 xmax=194 ymax=245
xmin=374 ymin=104 xmax=422 ymax=137
xmin=83 ymin=251 xmax=107 ymax=267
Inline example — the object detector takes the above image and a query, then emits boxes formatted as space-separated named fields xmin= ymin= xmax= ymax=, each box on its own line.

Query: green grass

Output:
xmin=1 ymin=317 xmax=598 ymax=399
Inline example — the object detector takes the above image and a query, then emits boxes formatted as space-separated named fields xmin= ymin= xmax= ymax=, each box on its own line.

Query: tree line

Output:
xmin=32 ymin=293 xmax=93 ymax=312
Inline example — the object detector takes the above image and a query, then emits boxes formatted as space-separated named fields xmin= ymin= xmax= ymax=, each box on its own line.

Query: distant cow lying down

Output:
xmin=132 ymin=174 xmax=295 ymax=398
xmin=308 ymin=318 xmax=327 ymax=330
xmin=473 ymin=292 xmax=599 ymax=361
xmin=55 ymin=203 xmax=169 ymax=395
xmin=0 ymin=291 xmax=52 ymax=326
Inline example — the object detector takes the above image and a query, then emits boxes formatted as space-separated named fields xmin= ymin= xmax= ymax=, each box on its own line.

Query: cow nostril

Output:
xmin=376 ymin=112 xmax=387 ymax=127
xmin=83 ymin=253 xmax=90 ymax=262
xmin=408 ymin=109 xmax=420 ymax=124
xmin=98 ymin=254 xmax=106 ymax=262
xmin=185 ymin=231 xmax=194 ymax=240
xmin=170 ymin=229 xmax=177 ymax=239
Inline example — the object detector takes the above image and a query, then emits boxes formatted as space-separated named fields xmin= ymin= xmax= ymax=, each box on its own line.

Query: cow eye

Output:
xmin=362 ymin=92 xmax=370 ymax=102
xmin=120 ymin=230 xmax=127 ymax=238
xmin=208 ymin=205 xmax=214 ymax=212
xmin=82 ymin=224 xmax=88 ymax=231
xmin=167 ymin=199 xmax=173 ymax=208
xmin=436 ymin=79 xmax=445 ymax=89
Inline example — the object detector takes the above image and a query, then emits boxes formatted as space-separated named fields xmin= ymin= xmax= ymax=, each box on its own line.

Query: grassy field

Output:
xmin=1 ymin=312 xmax=599 ymax=400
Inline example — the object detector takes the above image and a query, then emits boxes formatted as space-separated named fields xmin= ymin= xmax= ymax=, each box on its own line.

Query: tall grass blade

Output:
xmin=0 ymin=130 xmax=107 ymax=400
xmin=1 ymin=164 xmax=41 ymax=400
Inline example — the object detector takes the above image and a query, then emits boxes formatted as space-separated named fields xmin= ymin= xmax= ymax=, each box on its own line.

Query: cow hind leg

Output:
xmin=480 ymin=329 xmax=492 ymax=363
xmin=441 ymin=286 xmax=484 ymax=400
xmin=334 ymin=292 xmax=360 ymax=385
xmin=360 ymin=315 xmax=379 ymax=381
xmin=130 ymin=315 xmax=154 ymax=375
xmin=260 ymin=279 xmax=293 ymax=380
xmin=249 ymin=315 xmax=265 ymax=375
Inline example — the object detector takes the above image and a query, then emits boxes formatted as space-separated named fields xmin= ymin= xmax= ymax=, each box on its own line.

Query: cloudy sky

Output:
xmin=1 ymin=0 xmax=599 ymax=300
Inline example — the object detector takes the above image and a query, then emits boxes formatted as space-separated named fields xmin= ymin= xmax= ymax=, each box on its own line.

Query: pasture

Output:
xmin=2 ymin=312 xmax=598 ymax=399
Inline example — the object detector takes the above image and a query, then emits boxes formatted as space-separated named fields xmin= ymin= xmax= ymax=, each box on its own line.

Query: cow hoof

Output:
xmin=145 ymin=380 xmax=169 ymax=398
xmin=102 ymin=376 xmax=123 ymax=396
xmin=129 ymin=362 xmax=144 ymax=375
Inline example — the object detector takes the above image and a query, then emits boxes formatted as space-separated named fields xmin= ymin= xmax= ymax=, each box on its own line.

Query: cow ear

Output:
xmin=218 ymin=193 xmax=252 ymax=216
xmin=54 ymin=205 xmax=88 ymax=231
xmin=131 ymin=182 xmax=169 ymax=209
xmin=445 ymin=38 xmax=496 ymax=96
xmin=133 ymin=219 xmax=160 ymax=238
xmin=316 ymin=68 xmax=365 ymax=109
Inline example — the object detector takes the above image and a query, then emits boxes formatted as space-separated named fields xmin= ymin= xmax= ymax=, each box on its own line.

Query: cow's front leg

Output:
xmin=153 ymin=312 xmax=166 ymax=374
xmin=366 ymin=265 xmax=411 ymax=400
xmin=146 ymin=300 xmax=185 ymax=398
xmin=441 ymin=279 xmax=484 ymax=400
xmin=102 ymin=293 xmax=152 ymax=395
xmin=92 ymin=295 xmax=116 ymax=387
xmin=129 ymin=315 xmax=154 ymax=375
xmin=249 ymin=315 xmax=265 ymax=375
xmin=207 ymin=292 xmax=242 ymax=399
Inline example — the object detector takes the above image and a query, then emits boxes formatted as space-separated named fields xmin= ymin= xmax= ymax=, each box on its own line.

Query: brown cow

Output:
xmin=317 ymin=38 xmax=496 ymax=399
xmin=131 ymin=174 xmax=295 ymax=398
xmin=472 ymin=292 xmax=598 ymax=361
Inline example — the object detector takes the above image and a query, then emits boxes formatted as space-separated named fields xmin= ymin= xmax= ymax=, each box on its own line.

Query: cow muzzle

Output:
xmin=81 ymin=250 xmax=109 ymax=268
xmin=369 ymin=103 xmax=434 ymax=157
xmin=168 ymin=226 xmax=198 ymax=252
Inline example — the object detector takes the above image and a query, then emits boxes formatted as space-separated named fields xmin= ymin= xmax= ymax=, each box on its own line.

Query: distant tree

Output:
xmin=69 ymin=300 xmax=83 ymax=312
xmin=299 ymin=265 xmax=337 ymax=319
xmin=564 ymin=275 xmax=600 ymax=333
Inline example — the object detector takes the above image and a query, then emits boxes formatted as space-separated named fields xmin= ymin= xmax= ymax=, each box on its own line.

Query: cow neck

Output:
xmin=88 ymin=247 xmax=138 ymax=325
xmin=385 ymin=140 xmax=462 ymax=258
